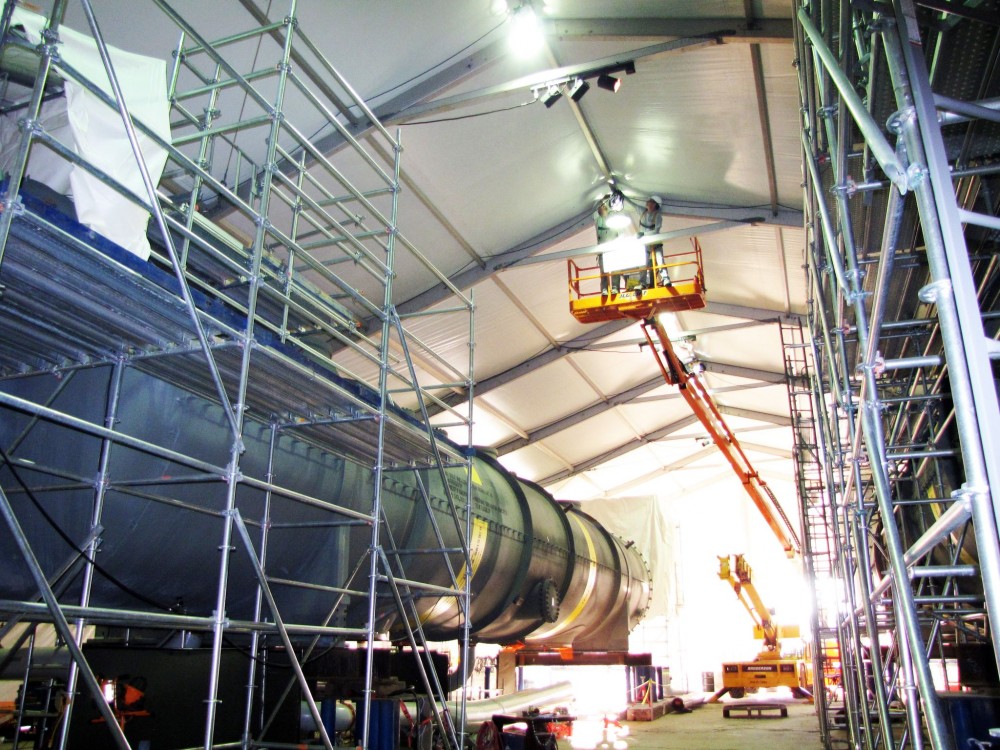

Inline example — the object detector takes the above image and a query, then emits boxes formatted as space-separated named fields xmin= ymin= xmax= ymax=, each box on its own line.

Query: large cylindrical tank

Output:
xmin=0 ymin=364 xmax=650 ymax=649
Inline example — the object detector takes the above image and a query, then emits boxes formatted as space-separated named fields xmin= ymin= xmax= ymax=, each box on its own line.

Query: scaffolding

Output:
xmin=0 ymin=2 xmax=475 ymax=749
xmin=794 ymin=2 xmax=1000 ymax=750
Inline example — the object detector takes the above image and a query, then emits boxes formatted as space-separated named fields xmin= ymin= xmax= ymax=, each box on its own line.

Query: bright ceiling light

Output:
xmin=607 ymin=212 xmax=631 ymax=229
xmin=509 ymin=3 xmax=544 ymax=57
xmin=597 ymin=74 xmax=621 ymax=93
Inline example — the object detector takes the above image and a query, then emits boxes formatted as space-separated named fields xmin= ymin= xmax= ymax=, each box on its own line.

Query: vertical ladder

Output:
xmin=780 ymin=319 xmax=843 ymax=746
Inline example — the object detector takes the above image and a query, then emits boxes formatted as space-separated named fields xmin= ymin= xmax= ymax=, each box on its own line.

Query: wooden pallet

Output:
xmin=723 ymin=703 xmax=788 ymax=719
xmin=626 ymin=698 xmax=672 ymax=721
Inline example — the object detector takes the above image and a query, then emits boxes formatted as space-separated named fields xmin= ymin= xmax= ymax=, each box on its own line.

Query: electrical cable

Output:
xmin=0 ymin=443 xmax=175 ymax=613
xmin=400 ymin=99 xmax=536 ymax=126
xmin=304 ymin=18 xmax=507 ymax=142
xmin=221 ymin=0 xmax=275 ymax=188
xmin=355 ymin=19 xmax=507 ymax=110
xmin=0 ymin=445 xmax=349 ymax=663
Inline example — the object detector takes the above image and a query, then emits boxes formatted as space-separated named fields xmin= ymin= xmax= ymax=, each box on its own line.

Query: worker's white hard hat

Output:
xmin=649 ymin=195 xmax=662 ymax=205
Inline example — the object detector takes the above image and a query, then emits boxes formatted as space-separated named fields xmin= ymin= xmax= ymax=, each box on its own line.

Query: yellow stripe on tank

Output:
xmin=419 ymin=516 xmax=489 ymax=624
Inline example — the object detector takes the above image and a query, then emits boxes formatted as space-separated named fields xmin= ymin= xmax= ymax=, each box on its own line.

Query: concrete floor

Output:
xmin=0 ymin=698 xmax=828 ymax=750
xmin=570 ymin=700 xmax=825 ymax=750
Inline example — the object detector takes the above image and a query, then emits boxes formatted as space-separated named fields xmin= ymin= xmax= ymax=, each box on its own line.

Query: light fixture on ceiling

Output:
xmin=567 ymin=78 xmax=589 ymax=102
xmin=508 ymin=3 xmax=544 ymax=58
xmin=597 ymin=74 xmax=621 ymax=93
xmin=541 ymin=85 xmax=562 ymax=108
xmin=529 ymin=60 xmax=635 ymax=111
xmin=606 ymin=188 xmax=631 ymax=228
xmin=607 ymin=189 xmax=625 ymax=212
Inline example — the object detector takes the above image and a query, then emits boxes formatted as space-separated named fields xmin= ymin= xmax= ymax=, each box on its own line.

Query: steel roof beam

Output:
xmin=510 ymin=219 xmax=759 ymax=268
xmin=702 ymin=360 xmax=786 ymax=383
xmin=494 ymin=380 xmax=787 ymax=456
xmin=718 ymin=405 xmax=792 ymax=426
xmin=738 ymin=441 xmax=793 ymax=459
xmin=494 ymin=376 xmax=666 ymax=455
xmin=392 ymin=35 xmax=723 ymax=123
xmin=628 ymin=380 xmax=778 ymax=406
xmin=749 ymin=44 xmax=780 ymax=217
xmin=393 ymin=208 xmax=594 ymax=319
xmin=536 ymin=414 xmax=703 ymax=486
xmin=394 ymin=222 xmax=805 ymax=324
xmin=703 ymin=301 xmax=803 ymax=323
xmin=225 ymin=37 xmax=509 ymax=209
xmin=543 ymin=17 xmax=793 ymax=43
xmin=583 ymin=318 xmax=774 ymax=350
xmin=313 ymin=38 xmax=510 ymax=158
xmin=423 ymin=318 xmax=634 ymax=416
xmin=658 ymin=201 xmax=802 ymax=227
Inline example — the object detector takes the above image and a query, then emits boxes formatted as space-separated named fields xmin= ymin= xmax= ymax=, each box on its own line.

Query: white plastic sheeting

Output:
xmin=581 ymin=468 xmax=806 ymax=690
xmin=0 ymin=7 xmax=169 ymax=259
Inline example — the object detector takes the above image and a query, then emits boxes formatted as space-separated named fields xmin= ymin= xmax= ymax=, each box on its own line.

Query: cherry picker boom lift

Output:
xmin=568 ymin=239 xmax=808 ymax=700
xmin=716 ymin=553 xmax=811 ymax=699
xmin=567 ymin=238 xmax=801 ymax=557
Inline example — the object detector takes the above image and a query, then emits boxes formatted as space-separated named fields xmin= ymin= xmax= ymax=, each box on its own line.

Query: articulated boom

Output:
xmin=718 ymin=554 xmax=781 ymax=655
xmin=641 ymin=317 xmax=800 ymax=557
xmin=567 ymin=242 xmax=800 ymax=557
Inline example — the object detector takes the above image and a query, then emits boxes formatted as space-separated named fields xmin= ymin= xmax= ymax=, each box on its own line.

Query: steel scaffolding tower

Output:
xmin=794 ymin=2 xmax=1000 ymax=750
xmin=0 ymin=2 xmax=474 ymax=749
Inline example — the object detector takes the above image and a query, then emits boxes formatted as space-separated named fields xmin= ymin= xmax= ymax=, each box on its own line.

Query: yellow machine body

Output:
xmin=720 ymin=658 xmax=811 ymax=697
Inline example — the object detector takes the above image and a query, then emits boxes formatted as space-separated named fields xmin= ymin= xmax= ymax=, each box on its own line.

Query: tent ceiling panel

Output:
xmin=454 ymin=280 xmax=552 ymax=379
xmin=532 ymin=408 xmax=651 ymax=465
xmin=614 ymin=395 xmax=704 ymax=434
xmin=427 ymin=397 xmax=506 ymax=448
xmin=439 ymin=404 xmax=514 ymax=449
xmin=393 ymin=299 xmax=476 ymax=373
xmin=561 ymin=340 xmax=665 ymax=396
xmin=587 ymin=44 xmax=774 ymax=207
xmin=573 ymin=442 xmax=702 ymax=490
xmin=690 ymin=323 xmax=785 ymax=373
xmin=498 ymin=443 xmax=574 ymax=484
xmin=494 ymin=261 xmax=596 ymax=343
xmin=389 ymin=103 xmax=601 ymax=256
xmin=480 ymin=358 xmax=600 ymax=431
xmin=541 ymin=472 xmax=602 ymax=500
xmin=303 ymin=3 xmax=510 ymax=102
xmin=713 ymin=390 xmax=792 ymax=425
xmin=780 ymin=226 xmax=810 ymax=315
xmin=698 ymin=227 xmax=794 ymax=311
xmin=759 ymin=43 xmax=809 ymax=208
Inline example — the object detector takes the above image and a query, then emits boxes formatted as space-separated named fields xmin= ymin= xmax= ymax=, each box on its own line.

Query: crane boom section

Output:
xmin=641 ymin=317 xmax=800 ymax=556
xmin=718 ymin=554 xmax=780 ymax=652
